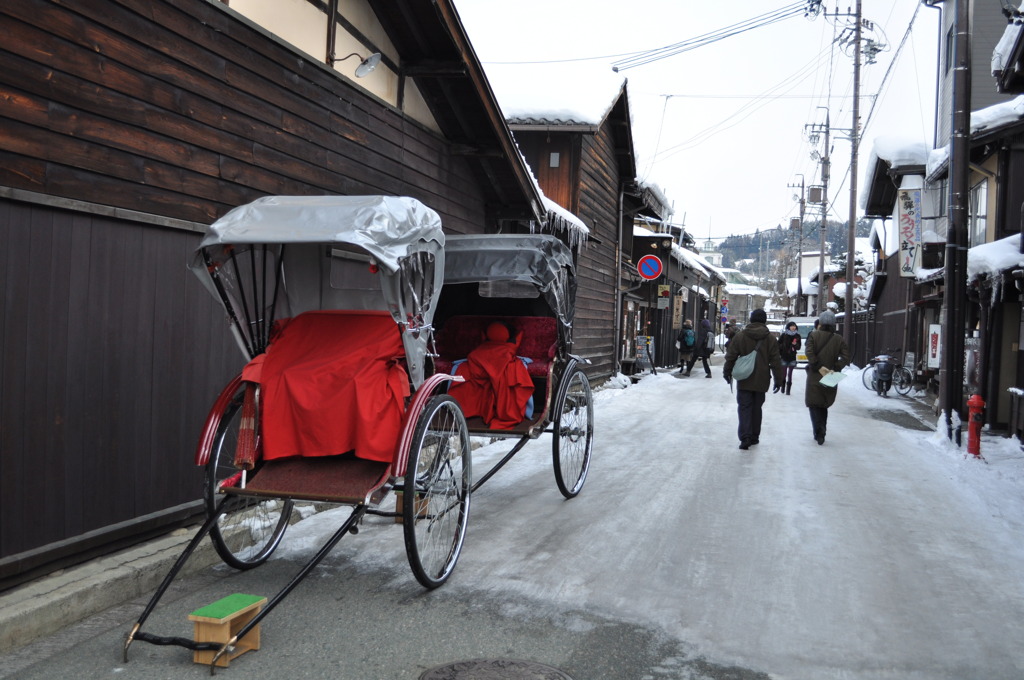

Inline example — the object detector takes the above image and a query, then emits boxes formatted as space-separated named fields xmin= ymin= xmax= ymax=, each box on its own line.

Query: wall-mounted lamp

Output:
xmin=331 ymin=51 xmax=381 ymax=78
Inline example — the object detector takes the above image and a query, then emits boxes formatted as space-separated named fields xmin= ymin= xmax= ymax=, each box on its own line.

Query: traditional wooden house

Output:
xmin=860 ymin=137 xmax=942 ymax=383
xmin=485 ymin=64 xmax=661 ymax=377
xmin=0 ymin=0 xmax=585 ymax=588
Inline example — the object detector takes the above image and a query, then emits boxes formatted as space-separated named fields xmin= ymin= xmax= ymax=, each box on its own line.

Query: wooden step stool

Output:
xmin=188 ymin=593 xmax=267 ymax=667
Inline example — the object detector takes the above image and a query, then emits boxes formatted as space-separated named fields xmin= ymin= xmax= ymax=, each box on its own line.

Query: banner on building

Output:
xmin=897 ymin=188 xmax=922 ymax=277
xmin=928 ymin=323 xmax=942 ymax=369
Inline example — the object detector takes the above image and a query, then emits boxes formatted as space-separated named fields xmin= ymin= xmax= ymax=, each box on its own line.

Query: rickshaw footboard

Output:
xmin=226 ymin=456 xmax=392 ymax=505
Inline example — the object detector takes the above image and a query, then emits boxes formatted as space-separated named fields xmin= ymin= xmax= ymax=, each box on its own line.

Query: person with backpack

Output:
xmin=675 ymin=320 xmax=696 ymax=374
xmin=684 ymin=318 xmax=715 ymax=378
xmin=723 ymin=309 xmax=785 ymax=450
xmin=775 ymin=321 xmax=802 ymax=395
xmin=804 ymin=310 xmax=850 ymax=445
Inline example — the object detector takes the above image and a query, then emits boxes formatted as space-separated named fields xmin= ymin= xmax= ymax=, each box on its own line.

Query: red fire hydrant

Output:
xmin=967 ymin=393 xmax=985 ymax=457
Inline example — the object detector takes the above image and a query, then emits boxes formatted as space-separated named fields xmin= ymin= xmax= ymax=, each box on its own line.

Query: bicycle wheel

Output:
xmin=203 ymin=383 xmax=292 ymax=569
xmin=403 ymin=394 xmax=471 ymax=589
xmin=552 ymin=365 xmax=594 ymax=499
xmin=861 ymin=367 xmax=875 ymax=390
xmin=893 ymin=366 xmax=914 ymax=396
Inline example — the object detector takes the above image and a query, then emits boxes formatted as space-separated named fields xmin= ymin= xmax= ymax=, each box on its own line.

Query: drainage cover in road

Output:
xmin=420 ymin=658 xmax=575 ymax=679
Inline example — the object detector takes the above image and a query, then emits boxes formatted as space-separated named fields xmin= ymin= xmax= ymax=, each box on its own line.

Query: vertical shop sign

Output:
xmin=897 ymin=188 xmax=922 ymax=277
xmin=928 ymin=323 xmax=942 ymax=369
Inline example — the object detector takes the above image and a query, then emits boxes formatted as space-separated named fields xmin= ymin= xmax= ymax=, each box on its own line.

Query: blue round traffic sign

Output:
xmin=637 ymin=254 xmax=664 ymax=280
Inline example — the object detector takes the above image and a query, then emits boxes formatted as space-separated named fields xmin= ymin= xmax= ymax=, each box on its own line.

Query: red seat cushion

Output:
xmin=435 ymin=316 xmax=557 ymax=378
xmin=256 ymin=311 xmax=409 ymax=464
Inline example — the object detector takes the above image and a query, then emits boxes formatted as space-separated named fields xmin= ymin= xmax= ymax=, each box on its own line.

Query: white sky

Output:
xmin=453 ymin=0 xmax=939 ymax=242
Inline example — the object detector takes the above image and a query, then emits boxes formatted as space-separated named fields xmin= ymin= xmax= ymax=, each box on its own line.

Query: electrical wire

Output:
xmin=611 ymin=2 xmax=810 ymax=71
xmin=648 ymin=46 xmax=834 ymax=162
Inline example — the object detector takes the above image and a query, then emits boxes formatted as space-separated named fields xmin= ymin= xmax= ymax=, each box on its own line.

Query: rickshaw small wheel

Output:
xmin=203 ymin=383 xmax=292 ymax=569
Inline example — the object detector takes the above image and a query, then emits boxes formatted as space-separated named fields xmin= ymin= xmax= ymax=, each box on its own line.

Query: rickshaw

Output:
xmin=123 ymin=197 xmax=593 ymax=671
xmin=433 ymin=233 xmax=593 ymax=498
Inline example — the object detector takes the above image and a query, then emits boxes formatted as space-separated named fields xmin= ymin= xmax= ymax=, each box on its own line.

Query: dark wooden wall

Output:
xmin=0 ymin=0 xmax=509 ymax=584
xmin=0 ymin=0 xmax=490 ymax=232
xmin=866 ymin=256 xmax=915 ymax=365
xmin=0 ymin=198 xmax=238 ymax=575
xmin=572 ymin=126 xmax=624 ymax=381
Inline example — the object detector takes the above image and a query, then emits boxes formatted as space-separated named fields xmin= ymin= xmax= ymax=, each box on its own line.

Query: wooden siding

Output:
xmin=0 ymin=0 xmax=490 ymax=232
xmin=0 ymin=198 xmax=238 ymax=563
xmin=573 ymin=127 xmax=624 ymax=380
xmin=0 ymin=0 xmax=522 ymax=582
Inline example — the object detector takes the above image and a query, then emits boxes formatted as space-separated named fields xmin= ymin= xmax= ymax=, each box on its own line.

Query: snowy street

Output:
xmin=5 ymin=359 xmax=1024 ymax=679
xmin=416 ymin=360 xmax=1024 ymax=679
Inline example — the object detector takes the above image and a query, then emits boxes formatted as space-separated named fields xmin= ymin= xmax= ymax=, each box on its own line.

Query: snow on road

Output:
xmin=276 ymin=361 xmax=1024 ymax=679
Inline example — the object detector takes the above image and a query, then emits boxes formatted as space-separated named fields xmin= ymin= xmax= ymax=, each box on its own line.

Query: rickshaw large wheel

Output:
xmin=552 ymin=365 xmax=594 ymax=499
xmin=204 ymin=385 xmax=293 ymax=570
xmin=402 ymin=394 xmax=471 ymax=589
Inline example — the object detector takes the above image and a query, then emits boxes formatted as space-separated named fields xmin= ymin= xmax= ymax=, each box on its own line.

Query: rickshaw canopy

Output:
xmin=194 ymin=195 xmax=443 ymax=273
xmin=190 ymin=195 xmax=445 ymax=388
xmin=442 ymin=233 xmax=577 ymax=330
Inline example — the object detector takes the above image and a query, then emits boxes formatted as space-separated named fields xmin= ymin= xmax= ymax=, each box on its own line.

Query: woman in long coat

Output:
xmin=804 ymin=311 xmax=850 ymax=445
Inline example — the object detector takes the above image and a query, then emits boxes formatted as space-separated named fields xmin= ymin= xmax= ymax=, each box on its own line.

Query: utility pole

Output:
xmin=788 ymin=176 xmax=806 ymax=315
xmin=844 ymin=0 xmax=862 ymax=343
xmin=818 ymin=110 xmax=830 ymax=314
xmin=806 ymin=107 xmax=831 ymax=314
xmin=942 ymin=0 xmax=972 ymax=442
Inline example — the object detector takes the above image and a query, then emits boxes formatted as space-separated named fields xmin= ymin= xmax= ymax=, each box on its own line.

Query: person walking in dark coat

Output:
xmin=723 ymin=309 xmax=785 ymax=450
xmin=676 ymin=320 xmax=696 ymax=374
xmin=804 ymin=311 xmax=851 ymax=445
xmin=685 ymin=318 xmax=715 ymax=378
xmin=776 ymin=321 xmax=802 ymax=395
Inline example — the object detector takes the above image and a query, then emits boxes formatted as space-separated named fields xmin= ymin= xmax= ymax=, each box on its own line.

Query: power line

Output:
xmin=612 ymin=2 xmax=811 ymax=71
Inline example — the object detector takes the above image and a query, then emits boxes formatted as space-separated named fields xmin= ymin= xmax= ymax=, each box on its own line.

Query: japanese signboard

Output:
xmin=897 ymin=188 xmax=922 ymax=277
xmin=928 ymin=323 xmax=941 ymax=369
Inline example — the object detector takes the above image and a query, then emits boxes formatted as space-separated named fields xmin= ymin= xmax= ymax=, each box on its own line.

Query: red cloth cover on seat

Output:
xmin=447 ymin=330 xmax=534 ymax=429
xmin=257 ymin=311 xmax=409 ymax=463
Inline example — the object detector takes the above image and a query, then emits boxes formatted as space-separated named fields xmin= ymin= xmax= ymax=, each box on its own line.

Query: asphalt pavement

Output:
xmin=0 ymin=360 xmax=995 ymax=680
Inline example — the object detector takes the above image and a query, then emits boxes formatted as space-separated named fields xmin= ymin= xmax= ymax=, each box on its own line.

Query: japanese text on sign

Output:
xmin=897 ymin=188 xmax=922 ymax=277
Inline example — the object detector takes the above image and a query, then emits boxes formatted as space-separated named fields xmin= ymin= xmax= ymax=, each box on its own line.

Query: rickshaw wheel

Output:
xmin=204 ymin=386 xmax=293 ymax=570
xmin=552 ymin=365 xmax=594 ymax=499
xmin=402 ymin=394 xmax=471 ymax=589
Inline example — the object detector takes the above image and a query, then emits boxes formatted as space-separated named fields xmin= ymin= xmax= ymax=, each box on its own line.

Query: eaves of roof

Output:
xmin=366 ymin=0 xmax=544 ymax=223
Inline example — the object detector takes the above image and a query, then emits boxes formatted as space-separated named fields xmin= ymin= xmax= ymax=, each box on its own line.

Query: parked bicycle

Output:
xmin=862 ymin=349 xmax=914 ymax=397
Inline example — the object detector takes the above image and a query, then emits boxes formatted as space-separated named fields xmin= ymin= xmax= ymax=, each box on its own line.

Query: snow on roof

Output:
xmin=785 ymin=277 xmax=816 ymax=296
xmin=859 ymin=136 xmax=929 ymax=210
xmin=928 ymin=95 xmax=1024 ymax=178
xmin=967 ymin=232 xmax=1024 ymax=282
xmin=725 ymin=282 xmax=773 ymax=298
xmin=485 ymin=62 xmax=626 ymax=126
xmin=541 ymin=195 xmax=588 ymax=233
xmin=992 ymin=9 xmax=1024 ymax=77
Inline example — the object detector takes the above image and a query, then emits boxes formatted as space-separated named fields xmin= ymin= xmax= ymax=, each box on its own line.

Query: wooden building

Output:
xmin=503 ymin=76 xmax=672 ymax=377
xmin=0 ymin=0 xmax=585 ymax=588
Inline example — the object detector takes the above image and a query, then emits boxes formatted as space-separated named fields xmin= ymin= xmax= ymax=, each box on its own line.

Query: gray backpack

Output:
xmin=732 ymin=339 xmax=763 ymax=380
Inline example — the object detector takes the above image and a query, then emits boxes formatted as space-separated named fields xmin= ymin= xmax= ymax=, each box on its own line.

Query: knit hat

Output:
xmin=818 ymin=311 xmax=836 ymax=328
xmin=485 ymin=321 xmax=510 ymax=342
xmin=749 ymin=309 xmax=767 ymax=324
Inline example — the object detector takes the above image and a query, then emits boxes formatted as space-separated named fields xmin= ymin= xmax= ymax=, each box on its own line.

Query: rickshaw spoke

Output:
xmin=403 ymin=395 xmax=471 ymax=588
